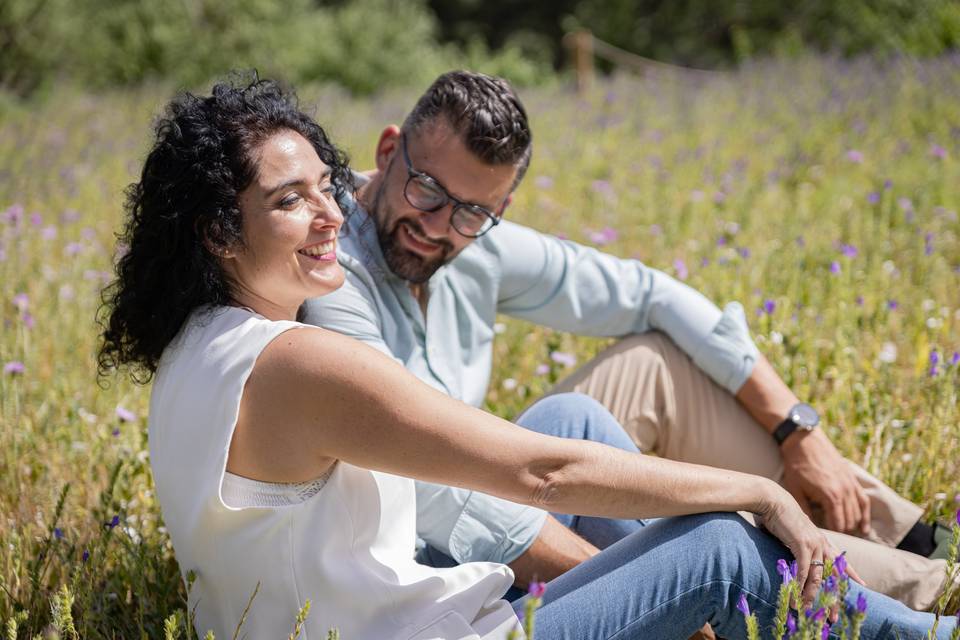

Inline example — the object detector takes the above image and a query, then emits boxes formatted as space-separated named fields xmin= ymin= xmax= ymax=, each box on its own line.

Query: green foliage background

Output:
xmin=3 ymin=0 xmax=960 ymax=98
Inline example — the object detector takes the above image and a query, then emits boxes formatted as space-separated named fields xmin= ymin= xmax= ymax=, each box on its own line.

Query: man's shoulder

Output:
xmin=456 ymin=220 xmax=544 ymax=267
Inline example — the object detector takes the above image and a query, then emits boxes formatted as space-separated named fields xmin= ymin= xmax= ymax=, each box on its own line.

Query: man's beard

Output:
xmin=370 ymin=184 xmax=455 ymax=284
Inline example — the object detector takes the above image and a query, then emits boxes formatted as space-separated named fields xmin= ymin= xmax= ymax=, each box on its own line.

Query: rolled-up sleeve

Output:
xmin=488 ymin=221 xmax=760 ymax=394
xmin=415 ymin=480 xmax=548 ymax=565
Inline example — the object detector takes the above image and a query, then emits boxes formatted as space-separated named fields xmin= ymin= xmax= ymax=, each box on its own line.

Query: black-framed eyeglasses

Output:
xmin=400 ymin=133 xmax=502 ymax=238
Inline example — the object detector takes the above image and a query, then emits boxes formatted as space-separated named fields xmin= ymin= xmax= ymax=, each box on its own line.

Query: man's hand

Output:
xmin=780 ymin=428 xmax=871 ymax=536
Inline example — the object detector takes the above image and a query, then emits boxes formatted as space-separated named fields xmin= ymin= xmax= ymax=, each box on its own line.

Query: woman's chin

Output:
xmin=304 ymin=264 xmax=345 ymax=299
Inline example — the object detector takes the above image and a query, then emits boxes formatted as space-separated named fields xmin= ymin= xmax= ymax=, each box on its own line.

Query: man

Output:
xmin=302 ymin=70 xmax=950 ymax=610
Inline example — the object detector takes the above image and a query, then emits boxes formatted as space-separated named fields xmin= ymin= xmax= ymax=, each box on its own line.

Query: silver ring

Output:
xmin=810 ymin=560 xmax=825 ymax=567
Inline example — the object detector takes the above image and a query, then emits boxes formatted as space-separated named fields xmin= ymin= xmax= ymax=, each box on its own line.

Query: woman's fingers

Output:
xmin=800 ymin=555 xmax=825 ymax=608
xmin=846 ymin=562 xmax=866 ymax=586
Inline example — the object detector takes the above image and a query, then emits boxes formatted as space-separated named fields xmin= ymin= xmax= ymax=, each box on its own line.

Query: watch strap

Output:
xmin=772 ymin=416 xmax=799 ymax=445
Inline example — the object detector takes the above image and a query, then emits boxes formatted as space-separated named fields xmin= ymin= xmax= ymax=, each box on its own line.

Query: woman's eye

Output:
xmin=279 ymin=194 xmax=301 ymax=208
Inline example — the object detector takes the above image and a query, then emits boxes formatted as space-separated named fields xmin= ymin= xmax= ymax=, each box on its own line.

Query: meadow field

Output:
xmin=1 ymin=55 xmax=959 ymax=638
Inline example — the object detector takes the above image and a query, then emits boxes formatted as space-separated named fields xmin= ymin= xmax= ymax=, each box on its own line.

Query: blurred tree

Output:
xmin=427 ymin=0 xmax=960 ymax=69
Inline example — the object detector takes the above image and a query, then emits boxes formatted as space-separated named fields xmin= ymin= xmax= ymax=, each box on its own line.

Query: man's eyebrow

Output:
xmin=264 ymin=168 xmax=332 ymax=197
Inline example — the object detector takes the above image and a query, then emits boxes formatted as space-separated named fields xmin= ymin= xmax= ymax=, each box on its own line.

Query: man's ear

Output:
xmin=499 ymin=193 xmax=514 ymax=216
xmin=374 ymin=125 xmax=402 ymax=171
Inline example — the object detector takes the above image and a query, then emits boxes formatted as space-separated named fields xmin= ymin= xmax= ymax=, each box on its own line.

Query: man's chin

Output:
xmin=382 ymin=244 xmax=444 ymax=284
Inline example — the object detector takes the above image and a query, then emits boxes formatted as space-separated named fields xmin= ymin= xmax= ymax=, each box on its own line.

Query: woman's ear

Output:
xmin=197 ymin=218 xmax=236 ymax=259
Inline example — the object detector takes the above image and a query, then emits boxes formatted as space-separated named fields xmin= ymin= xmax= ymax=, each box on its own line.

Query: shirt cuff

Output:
xmin=691 ymin=301 xmax=760 ymax=394
xmin=447 ymin=493 xmax=549 ymax=565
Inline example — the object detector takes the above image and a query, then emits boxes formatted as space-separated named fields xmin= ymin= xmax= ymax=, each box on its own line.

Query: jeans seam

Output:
xmin=607 ymin=578 xmax=778 ymax=640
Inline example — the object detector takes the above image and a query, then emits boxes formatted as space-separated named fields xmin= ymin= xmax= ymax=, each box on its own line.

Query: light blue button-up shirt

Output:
xmin=302 ymin=190 xmax=760 ymax=566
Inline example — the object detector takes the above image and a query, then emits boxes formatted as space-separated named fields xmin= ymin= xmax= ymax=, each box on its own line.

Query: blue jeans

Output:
xmin=427 ymin=394 xmax=954 ymax=638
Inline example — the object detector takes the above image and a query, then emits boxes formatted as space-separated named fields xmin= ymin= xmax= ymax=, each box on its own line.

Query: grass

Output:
xmin=0 ymin=54 xmax=958 ymax=637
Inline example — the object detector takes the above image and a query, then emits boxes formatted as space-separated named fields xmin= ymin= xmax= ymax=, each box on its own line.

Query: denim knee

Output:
xmin=517 ymin=393 xmax=630 ymax=448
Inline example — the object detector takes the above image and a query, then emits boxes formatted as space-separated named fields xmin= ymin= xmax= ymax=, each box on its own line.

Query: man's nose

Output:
xmin=418 ymin=205 xmax=453 ymax=239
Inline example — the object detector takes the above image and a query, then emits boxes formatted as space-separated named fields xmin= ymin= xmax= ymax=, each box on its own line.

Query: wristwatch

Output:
xmin=772 ymin=403 xmax=820 ymax=445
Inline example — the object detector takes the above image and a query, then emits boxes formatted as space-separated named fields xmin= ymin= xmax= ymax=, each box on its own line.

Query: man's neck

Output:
xmin=409 ymin=282 xmax=429 ymax=318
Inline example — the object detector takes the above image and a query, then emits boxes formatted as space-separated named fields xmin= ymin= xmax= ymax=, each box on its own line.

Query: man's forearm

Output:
xmin=507 ymin=514 xmax=599 ymax=586
xmin=734 ymin=354 xmax=800 ymax=432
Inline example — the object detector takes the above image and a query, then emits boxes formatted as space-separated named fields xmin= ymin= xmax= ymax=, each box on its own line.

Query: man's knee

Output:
xmin=516 ymin=392 xmax=618 ymax=440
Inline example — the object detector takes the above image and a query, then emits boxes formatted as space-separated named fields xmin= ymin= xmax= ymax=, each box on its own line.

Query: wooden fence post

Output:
xmin=568 ymin=30 xmax=594 ymax=96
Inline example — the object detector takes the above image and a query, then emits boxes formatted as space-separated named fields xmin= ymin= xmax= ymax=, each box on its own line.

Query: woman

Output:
xmin=99 ymin=77 xmax=952 ymax=639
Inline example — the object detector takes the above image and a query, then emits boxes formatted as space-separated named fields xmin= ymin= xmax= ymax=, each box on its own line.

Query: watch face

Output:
xmin=791 ymin=403 xmax=820 ymax=428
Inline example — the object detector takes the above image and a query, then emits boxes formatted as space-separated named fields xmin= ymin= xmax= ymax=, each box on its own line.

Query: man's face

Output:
xmin=366 ymin=120 xmax=517 ymax=283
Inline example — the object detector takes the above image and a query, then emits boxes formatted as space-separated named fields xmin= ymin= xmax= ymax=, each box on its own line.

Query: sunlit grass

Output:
xmin=1 ymin=55 xmax=958 ymax=636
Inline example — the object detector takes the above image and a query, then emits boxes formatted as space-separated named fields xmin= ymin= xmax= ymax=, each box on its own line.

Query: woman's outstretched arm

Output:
xmin=230 ymin=325 xmax=841 ymax=605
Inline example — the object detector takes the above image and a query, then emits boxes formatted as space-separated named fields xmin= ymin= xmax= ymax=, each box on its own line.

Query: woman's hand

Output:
xmin=756 ymin=483 xmax=865 ymax=616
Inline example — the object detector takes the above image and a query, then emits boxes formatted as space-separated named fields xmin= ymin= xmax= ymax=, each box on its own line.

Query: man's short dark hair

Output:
xmin=402 ymin=70 xmax=532 ymax=190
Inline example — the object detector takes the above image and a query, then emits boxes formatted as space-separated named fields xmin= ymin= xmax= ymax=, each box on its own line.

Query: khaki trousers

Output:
xmin=549 ymin=332 xmax=946 ymax=612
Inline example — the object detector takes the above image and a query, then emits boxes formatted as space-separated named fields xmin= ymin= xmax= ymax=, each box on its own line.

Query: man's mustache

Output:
xmin=398 ymin=219 xmax=454 ymax=253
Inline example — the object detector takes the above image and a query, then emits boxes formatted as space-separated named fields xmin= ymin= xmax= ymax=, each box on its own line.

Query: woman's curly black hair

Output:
xmin=98 ymin=75 xmax=351 ymax=383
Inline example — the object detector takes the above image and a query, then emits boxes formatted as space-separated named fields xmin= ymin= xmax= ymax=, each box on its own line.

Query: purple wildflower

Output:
xmin=821 ymin=625 xmax=830 ymax=640
xmin=115 ymin=406 xmax=137 ymax=422
xmin=955 ymin=509 xmax=960 ymax=527
xmin=21 ymin=312 xmax=34 ymax=329
xmin=887 ymin=300 xmax=898 ymax=311
xmin=550 ymin=351 xmax=577 ymax=368
xmin=763 ymin=299 xmax=776 ymax=315
xmin=790 ymin=560 xmax=799 ymax=579
xmin=3 ymin=361 xmax=25 ymax=375
xmin=931 ymin=349 xmax=940 ymax=365
xmin=535 ymin=363 xmax=550 ymax=376
xmin=840 ymin=244 xmax=858 ymax=258
xmin=12 ymin=293 xmax=28 ymax=311
xmin=54 ymin=528 xmax=64 ymax=540
xmin=883 ymin=179 xmax=893 ymax=190
xmin=587 ymin=227 xmax=618 ymax=246
xmin=713 ymin=191 xmax=727 ymax=204
xmin=846 ymin=150 xmax=864 ymax=163
xmin=591 ymin=180 xmax=615 ymax=199
xmin=855 ymin=296 xmax=864 ymax=306
xmin=111 ymin=427 xmax=121 ymax=437
xmin=106 ymin=515 xmax=120 ymax=530
xmin=898 ymin=197 xmax=913 ymax=212
xmin=674 ymin=259 xmax=688 ymax=281
xmin=41 ymin=225 xmax=57 ymax=240
xmin=776 ymin=558 xmax=793 ymax=584
xmin=867 ymin=191 xmax=881 ymax=204
xmin=534 ymin=175 xmax=554 ymax=189
xmin=824 ymin=575 xmax=837 ymax=593
xmin=786 ymin=613 xmax=797 ymax=635
xmin=806 ymin=607 xmax=826 ymax=622
xmin=737 ymin=247 xmax=751 ymax=259
xmin=857 ymin=593 xmax=868 ymax=614
xmin=736 ymin=593 xmax=750 ymax=616
xmin=930 ymin=144 xmax=948 ymax=160
xmin=65 ymin=242 xmax=83 ymax=256
xmin=528 ymin=581 xmax=547 ymax=598
xmin=951 ymin=352 xmax=959 ymax=366
xmin=830 ymin=261 xmax=841 ymax=274
xmin=29 ymin=212 xmax=42 ymax=227
xmin=82 ymin=549 xmax=90 ymax=562
xmin=834 ymin=553 xmax=847 ymax=577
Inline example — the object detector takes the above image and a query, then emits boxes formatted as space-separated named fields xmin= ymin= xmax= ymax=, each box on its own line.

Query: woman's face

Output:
xmin=222 ymin=130 xmax=345 ymax=320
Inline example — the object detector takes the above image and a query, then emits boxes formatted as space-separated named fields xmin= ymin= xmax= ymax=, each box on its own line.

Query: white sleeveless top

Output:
xmin=148 ymin=306 xmax=522 ymax=640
